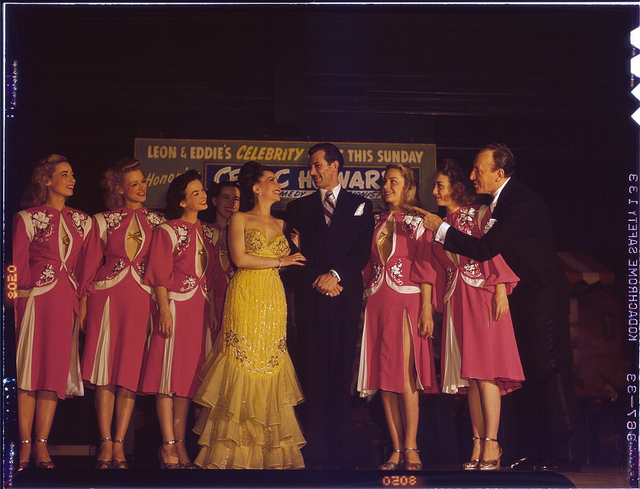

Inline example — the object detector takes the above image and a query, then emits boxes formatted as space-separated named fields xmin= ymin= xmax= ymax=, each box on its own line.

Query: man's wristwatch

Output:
xmin=329 ymin=269 xmax=341 ymax=282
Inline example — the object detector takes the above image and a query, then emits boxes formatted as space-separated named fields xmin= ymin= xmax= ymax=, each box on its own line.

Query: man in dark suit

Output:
xmin=285 ymin=142 xmax=374 ymax=469
xmin=420 ymin=143 xmax=577 ymax=470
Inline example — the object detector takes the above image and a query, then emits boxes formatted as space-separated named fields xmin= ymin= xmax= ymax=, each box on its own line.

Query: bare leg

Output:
xmin=401 ymin=313 xmax=422 ymax=469
xmin=478 ymin=380 xmax=501 ymax=462
xmin=33 ymin=390 xmax=58 ymax=466
xmin=156 ymin=394 xmax=179 ymax=466
xmin=95 ymin=385 xmax=115 ymax=464
xmin=172 ymin=396 xmax=191 ymax=465
xmin=402 ymin=312 xmax=422 ymax=470
xmin=465 ymin=380 xmax=485 ymax=466
xmin=112 ymin=387 xmax=136 ymax=465
xmin=380 ymin=390 xmax=404 ymax=468
xmin=17 ymin=389 xmax=36 ymax=465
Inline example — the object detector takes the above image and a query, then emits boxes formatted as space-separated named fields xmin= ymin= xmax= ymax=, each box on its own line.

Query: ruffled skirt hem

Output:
xmin=192 ymin=349 xmax=305 ymax=469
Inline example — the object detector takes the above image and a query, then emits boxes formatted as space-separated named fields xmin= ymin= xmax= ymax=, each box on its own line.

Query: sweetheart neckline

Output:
xmin=246 ymin=228 xmax=285 ymax=245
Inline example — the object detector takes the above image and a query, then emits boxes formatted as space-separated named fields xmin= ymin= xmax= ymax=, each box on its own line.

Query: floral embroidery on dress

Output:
xmin=453 ymin=207 xmax=477 ymax=236
xmin=224 ymin=331 xmax=239 ymax=349
xmin=30 ymin=210 xmax=54 ymax=242
xmin=174 ymin=225 xmax=190 ymax=255
xmin=445 ymin=266 xmax=455 ymax=292
xmin=278 ymin=337 xmax=287 ymax=354
xmin=368 ymin=263 xmax=383 ymax=288
xmin=268 ymin=355 xmax=280 ymax=369
xmin=462 ymin=259 xmax=482 ymax=279
xmin=143 ymin=209 xmax=163 ymax=228
xmin=106 ymin=259 xmax=126 ymax=280
xmin=180 ymin=276 xmax=197 ymax=292
xmin=68 ymin=210 xmax=89 ymax=236
xmin=104 ymin=211 xmax=125 ymax=231
xmin=35 ymin=264 xmax=56 ymax=287
xmin=389 ymin=259 xmax=404 ymax=285
xmin=402 ymin=213 xmax=423 ymax=239
xmin=201 ymin=224 xmax=216 ymax=246
xmin=374 ymin=213 xmax=383 ymax=225
xmin=135 ymin=261 xmax=146 ymax=277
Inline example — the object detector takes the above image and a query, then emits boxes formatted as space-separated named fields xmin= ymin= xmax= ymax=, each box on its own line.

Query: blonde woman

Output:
xmin=357 ymin=163 xmax=438 ymax=471
xmin=13 ymin=154 xmax=90 ymax=469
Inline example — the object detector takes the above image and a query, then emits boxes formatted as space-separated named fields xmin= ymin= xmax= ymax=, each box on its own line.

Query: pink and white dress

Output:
xmin=12 ymin=205 xmax=91 ymax=398
xmin=357 ymin=211 xmax=438 ymax=396
xmin=431 ymin=205 xmax=524 ymax=395
xmin=201 ymin=222 xmax=235 ymax=345
xmin=80 ymin=207 xmax=164 ymax=392
xmin=139 ymin=219 xmax=211 ymax=399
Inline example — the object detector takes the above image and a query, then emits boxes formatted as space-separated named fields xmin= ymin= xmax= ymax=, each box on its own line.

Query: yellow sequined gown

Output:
xmin=193 ymin=228 xmax=306 ymax=469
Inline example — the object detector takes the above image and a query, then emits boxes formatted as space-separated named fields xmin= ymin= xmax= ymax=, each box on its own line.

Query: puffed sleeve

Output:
xmin=476 ymin=205 xmax=519 ymax=294
xmin=410 ymin=227 xmax=436 ymax=285
xmin=77 ymin=216 xmax=106 ymax=297
xmin=144 ymin=225 xmax=175 ymax=289
xmin=12 ymin=212 xmax=31 ymax=290
xmin=481 ymin=254 xmax=519 ymax=295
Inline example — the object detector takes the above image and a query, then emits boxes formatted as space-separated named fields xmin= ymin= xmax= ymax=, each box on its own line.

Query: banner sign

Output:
xmin=134 ymin=139 xmax=437 ymax=210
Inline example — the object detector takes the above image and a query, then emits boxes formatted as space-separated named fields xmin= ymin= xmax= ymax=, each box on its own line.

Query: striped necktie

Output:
xmin=323 ymin=191 xmax=336 ymax=226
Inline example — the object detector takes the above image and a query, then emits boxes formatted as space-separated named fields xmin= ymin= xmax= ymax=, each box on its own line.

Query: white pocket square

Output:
xmin=354 ymin=203 xmax=365 ymax=216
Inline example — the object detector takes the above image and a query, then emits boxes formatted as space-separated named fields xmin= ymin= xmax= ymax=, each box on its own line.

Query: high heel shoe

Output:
xmin=33 ymin=439 xmax=55 ymax=469
xmin=17 ymin=439 xmax=31 ymax=471
xmin=404 ymin=447 xmax=422 ymax=471
xmin=462 ymin=436 xmax=482 ymax=470
xmin=94 ymin=437 xmax=113 ymax=469
xmin=174 ymin=439 xmax=197 ymax=469
xmin=479 ymin=437 xmax=502 ymax=471
xmin=379 ymin=449 xmax=403 ymax=470
xmin=111 ymin=438 xmax=128 ymax=469
xmin=158 ymin=440 xmax=179 ymax=469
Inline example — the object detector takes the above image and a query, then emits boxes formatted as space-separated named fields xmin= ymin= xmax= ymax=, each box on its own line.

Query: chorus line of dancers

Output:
xmin=12 ymin=142 xmax=574 ymax=472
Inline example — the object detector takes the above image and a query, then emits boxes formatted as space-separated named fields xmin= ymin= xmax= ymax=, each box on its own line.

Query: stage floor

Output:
xmin=5 ymin=462 xmax=632 ymax=488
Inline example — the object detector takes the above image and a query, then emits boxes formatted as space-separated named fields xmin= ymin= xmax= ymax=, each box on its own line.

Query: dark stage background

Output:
xmin=2 ymin=2 xmax=639 ymax=482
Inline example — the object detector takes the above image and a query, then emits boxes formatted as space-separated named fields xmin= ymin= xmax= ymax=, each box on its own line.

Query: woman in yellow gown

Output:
xmin=193 ymin=161 xmax=307 ymax=469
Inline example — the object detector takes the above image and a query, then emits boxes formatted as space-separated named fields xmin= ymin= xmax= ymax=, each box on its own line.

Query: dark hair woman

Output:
xmin=139 ymin=169 xmax=212 ymax=469
xmin=192 ymin=161 xmax=307 ymax=469
xmin=200 ymin=180 xmax=241 ymax=344
xmin=431 ymin=158 xmax=524 ymax=471
xmin=13 ymin=155 xmax=91 ymax=470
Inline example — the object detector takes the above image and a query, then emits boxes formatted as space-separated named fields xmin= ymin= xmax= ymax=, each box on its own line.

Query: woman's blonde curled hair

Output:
xmin=101 ymin=158 xmax=143 ymax=210
xmin=380 ymin=163 xmax=421 ymax=214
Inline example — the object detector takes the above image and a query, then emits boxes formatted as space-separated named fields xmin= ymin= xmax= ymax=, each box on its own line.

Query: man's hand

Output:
xmin=313 ymin=272 xmax=343 ymax=297
xmin=412 ymin=206 xmax=444 ymax=232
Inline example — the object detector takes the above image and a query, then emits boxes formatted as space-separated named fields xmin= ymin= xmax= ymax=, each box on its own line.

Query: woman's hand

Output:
xmin=78 ymin=296 xmax=87 ymax=332
xmin=209 ymin=300 xmax=220 ymax=333
xmin=492 ymin=284 xmax=509 ymax=321
xmin=418 ymin=305 xmax=434 ymax=339
xmin=281 ymin=252 xmax=306 ymax=267
xmin=159 ymin=307 xmax=173 ymax=338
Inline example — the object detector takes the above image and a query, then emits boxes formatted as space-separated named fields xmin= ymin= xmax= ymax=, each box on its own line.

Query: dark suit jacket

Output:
xmin=443 ymin=178 xmax=569 ymax=320
xmin=285 ymin=189 xmax=374 ymax=324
